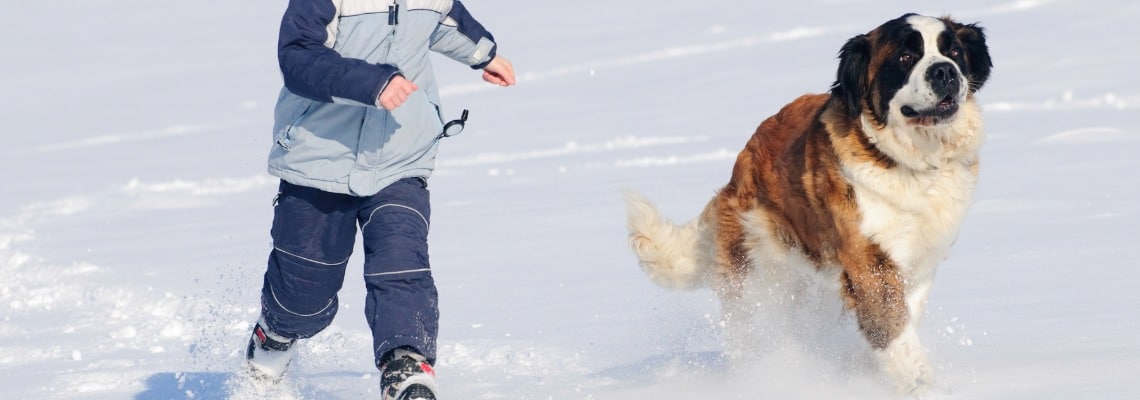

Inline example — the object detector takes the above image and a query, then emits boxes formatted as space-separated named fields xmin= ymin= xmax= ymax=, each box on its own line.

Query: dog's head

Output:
xmin=831 ymin=14 xmax=992 ymax=126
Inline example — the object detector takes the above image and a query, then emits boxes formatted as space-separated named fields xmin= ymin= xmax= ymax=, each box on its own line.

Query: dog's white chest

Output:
xmin=845 ymin=161 xmax=977 ymax=276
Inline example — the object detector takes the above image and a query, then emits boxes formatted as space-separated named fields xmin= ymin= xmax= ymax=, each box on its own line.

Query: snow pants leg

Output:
xmin=358 ymin=178 xmax=438 ymax=366
xmin=260 ymin=181 xmax=355 ymax=339
xmin=258 ymin=178 xmax=439 ymax=367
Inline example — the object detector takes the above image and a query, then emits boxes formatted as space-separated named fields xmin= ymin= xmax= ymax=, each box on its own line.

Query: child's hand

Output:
xmin=378 ymin=75 xmax=418 ymax=110
xmin=482 ymin=55 xmax=516 ymax=87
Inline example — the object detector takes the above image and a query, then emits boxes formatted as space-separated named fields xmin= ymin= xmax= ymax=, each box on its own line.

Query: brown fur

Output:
xmin=702 ymin=94 xmax=908 ymax=349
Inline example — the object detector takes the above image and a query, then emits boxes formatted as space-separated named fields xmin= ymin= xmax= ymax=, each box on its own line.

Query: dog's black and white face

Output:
xmin=832 ymin=14 xmax=992 ymax=127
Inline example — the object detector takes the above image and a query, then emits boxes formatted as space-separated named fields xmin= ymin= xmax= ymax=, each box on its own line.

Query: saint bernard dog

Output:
xmin=625 ymin=14 xmax=992 ymax=394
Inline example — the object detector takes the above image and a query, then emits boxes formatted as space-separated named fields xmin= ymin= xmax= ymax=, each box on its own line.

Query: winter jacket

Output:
xmin=268 ymin=0 xmax=498 ymax=196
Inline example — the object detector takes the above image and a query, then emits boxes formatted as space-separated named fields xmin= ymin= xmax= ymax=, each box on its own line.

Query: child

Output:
xmin=244 ymin=1 xmax=515 ymax=399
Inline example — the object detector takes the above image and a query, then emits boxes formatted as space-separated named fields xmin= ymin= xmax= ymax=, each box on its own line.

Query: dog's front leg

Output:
xmin=839 ymin=245 xmax=932 ymax=395
xmin=876 ymin=323 xmax=932 ymax=395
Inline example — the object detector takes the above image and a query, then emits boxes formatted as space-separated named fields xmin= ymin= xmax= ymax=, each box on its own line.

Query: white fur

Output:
xmin=849 ymin=30 xmax=986 ymax=390
xmin=624 ymin=191 xmax=708 ymax=289
xmin=876 ymin=324 xmax=934 ymax=394
xmin=853 ymin=94 xmax=985 ymax=319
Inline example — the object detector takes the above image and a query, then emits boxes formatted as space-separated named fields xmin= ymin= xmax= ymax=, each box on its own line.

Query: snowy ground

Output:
xmin=2 ymin=0 xmax=1139 ymax=398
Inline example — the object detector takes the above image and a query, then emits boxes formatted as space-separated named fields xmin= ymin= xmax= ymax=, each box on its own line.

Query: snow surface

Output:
xmin=2 ymin=0 xmax=1139 ymax=398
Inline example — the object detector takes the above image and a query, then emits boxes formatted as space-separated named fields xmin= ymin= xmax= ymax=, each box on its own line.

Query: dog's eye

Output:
xmin=898 ymin=53 xmax=914 ymax=65
xmin=948 ymin=46 xmax=962 ymax=58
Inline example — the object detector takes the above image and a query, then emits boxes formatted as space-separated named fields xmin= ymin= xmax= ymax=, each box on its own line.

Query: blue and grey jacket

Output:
xmin=269 ymin=0 xmax=498 ymax=196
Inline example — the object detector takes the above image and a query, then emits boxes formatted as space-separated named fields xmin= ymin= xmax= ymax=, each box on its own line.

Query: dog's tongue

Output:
xmin=936 ymin=96 xmax=956 ymax=112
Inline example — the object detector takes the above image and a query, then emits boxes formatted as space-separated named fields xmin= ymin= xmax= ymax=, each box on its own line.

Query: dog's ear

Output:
xmin=831 ymin=34 xmax=871 ymax=119
xmin=951 ymin=20 xmax=992 ymax=93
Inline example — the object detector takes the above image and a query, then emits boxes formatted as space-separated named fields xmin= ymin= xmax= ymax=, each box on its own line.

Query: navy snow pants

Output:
xmin=259 ymin=178 xmax=438 ymax=366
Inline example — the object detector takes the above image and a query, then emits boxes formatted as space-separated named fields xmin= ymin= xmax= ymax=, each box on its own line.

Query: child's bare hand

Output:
xmin=482 ymin=55 xmax=516 ymax=87
xmin=378 ymin=75 xmax=418 ymax=110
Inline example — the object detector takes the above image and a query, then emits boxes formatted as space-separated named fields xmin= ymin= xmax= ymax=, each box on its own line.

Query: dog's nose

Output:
xmin=927 ymin=62 xmax=959 ymax=97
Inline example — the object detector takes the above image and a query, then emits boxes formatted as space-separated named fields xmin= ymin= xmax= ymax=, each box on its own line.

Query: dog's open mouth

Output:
xmin=900 ymin=95 xmax=959 ymax=124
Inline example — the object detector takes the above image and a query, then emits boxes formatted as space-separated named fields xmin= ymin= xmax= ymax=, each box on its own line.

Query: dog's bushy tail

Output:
xmin=624 ymin=190 xmax=710 ymax=290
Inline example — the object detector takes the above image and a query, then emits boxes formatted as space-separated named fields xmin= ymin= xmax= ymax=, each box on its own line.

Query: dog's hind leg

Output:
xmin=716 ymin=286 xmax=754 ymax=364
xmin=704 ymin=199 xmax=759 ymax=364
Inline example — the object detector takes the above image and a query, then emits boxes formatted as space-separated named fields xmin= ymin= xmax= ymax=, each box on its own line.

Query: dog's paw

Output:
xmin=882 ymin=355 xmax=933 ymax=396
xmin=897 ymin=362 xmax=933 ymax=397
xmin=875 ymin=328 xmax=934 ymax=396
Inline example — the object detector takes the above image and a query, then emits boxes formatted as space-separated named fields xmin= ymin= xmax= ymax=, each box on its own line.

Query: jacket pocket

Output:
xmin=368 ymin=91 xmax=442 ymax=169
xmin=275 ymin=100 xmax=313 ymax=151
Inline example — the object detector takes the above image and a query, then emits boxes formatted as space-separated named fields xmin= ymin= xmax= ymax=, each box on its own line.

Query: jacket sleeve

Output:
xmin=430 ymin=1 xmax=498 ymax=69
xmin=278 ymin=0 xmax=400 ymax=106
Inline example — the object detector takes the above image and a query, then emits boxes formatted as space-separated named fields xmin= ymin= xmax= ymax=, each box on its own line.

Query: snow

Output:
xmin=2 ymin=0 xmax=1139 ymax=398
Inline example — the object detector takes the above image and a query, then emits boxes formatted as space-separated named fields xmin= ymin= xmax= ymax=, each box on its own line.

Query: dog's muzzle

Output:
xmin=900 ymin=62 xmax=962 ymax=122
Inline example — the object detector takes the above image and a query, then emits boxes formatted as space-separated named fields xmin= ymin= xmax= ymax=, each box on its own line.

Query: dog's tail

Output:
xmin=624 ymin=190 xmax=711 ymax=290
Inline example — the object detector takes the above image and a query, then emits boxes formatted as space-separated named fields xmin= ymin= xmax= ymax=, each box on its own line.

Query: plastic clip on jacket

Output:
xmin=439 ymin=109 xmax=468 ymax=139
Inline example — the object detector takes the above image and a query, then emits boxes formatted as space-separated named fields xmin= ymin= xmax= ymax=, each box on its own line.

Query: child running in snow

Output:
xmin=244 ymin=1 xmax=515 ymax=399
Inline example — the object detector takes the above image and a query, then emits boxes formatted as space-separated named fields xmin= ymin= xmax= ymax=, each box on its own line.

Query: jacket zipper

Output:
xmin=279 ymin=104 xmax=312 ymax=150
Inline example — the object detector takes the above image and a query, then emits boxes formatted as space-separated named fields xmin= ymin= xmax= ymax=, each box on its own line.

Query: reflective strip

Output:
xmin=407 ymin=0 xmax=452 ymax=14
xmin=360 ymin=203 xmax=429 ymax=231
xmin=364 ymin=268 xmax=431 ymax=277
xmin=270 ymin=286 xmax=336 ymax=317
xmin=274 ymin=246 xmax=351 ymax=267
xmin=471 ymin=37 xmax=494 ymax=64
